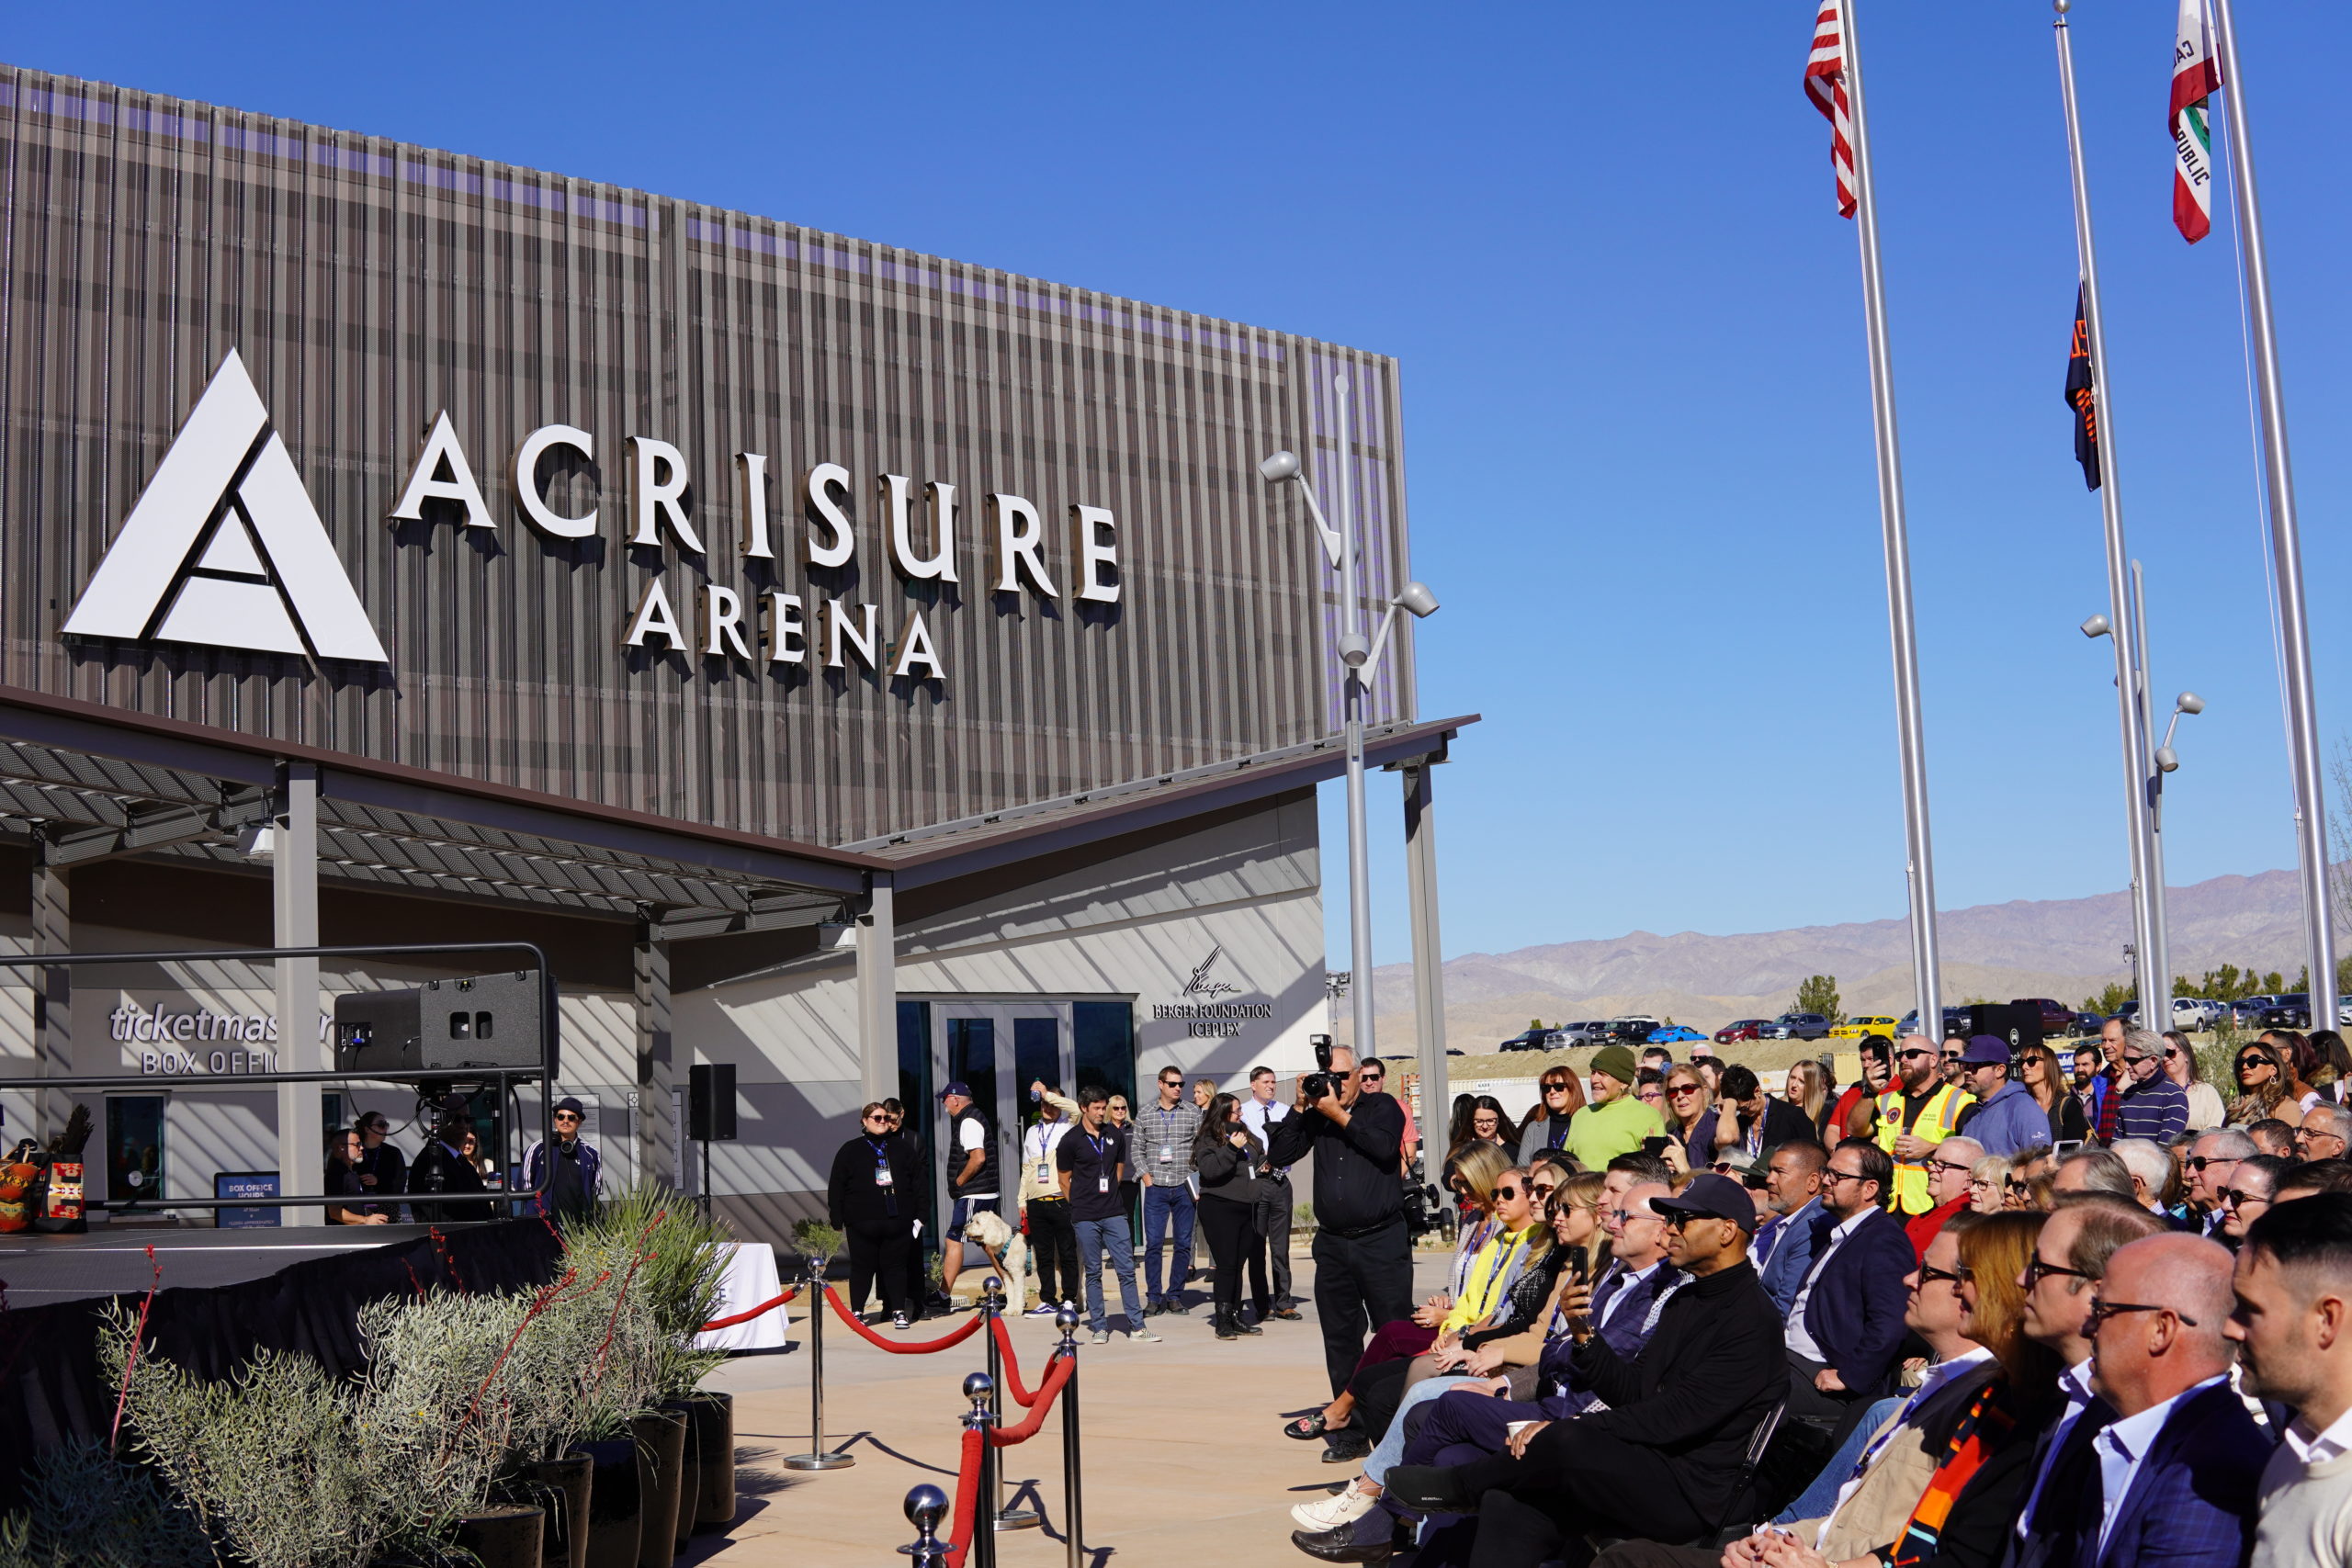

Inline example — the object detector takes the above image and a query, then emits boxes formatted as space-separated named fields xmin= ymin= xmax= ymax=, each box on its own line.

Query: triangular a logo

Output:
xmin=62 ymin=351 xmax=390 ymax=662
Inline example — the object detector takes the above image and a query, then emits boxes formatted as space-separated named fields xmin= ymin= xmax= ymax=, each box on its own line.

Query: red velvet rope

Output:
xmin=823 ymin=1285 xmax=986 ymax=1352
xmin=988 ymin=1352 xmax=1073 ymax=1446
xmin=989 ymin=1315 xmax=1045 ymax=1406
xmin=942 ymin=1427 xmax=987 ymax=1568
xmin=697 ymin=1285 xmax=799 ymax=1332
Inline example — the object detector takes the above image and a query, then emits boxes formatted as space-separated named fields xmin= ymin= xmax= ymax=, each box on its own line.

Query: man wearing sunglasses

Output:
xmin=2059 ymin=1234 xmax=2266 ymax=1566
xmin=2113 ymin=1026 xmax=2191 ymax=1145
xmin=2183 ymin=1128 xmax=2257 ymax=1237
xmin=521 ymin=1095 xmax=603 ymax=1220
xmin=2007 ymin=1195 xmax=2169 ymax=1559
xmin=1871 ymin=1034 xmax=1975 ymax=1219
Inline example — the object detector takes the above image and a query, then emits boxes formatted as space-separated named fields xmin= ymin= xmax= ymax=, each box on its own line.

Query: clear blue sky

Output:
xmin=16 ymin=3 xmax=2351 ymax=968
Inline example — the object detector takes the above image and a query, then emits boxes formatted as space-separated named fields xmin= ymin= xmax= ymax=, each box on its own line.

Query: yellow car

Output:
xmin=1830 ymin=1015 xmax=1899 ymax=1041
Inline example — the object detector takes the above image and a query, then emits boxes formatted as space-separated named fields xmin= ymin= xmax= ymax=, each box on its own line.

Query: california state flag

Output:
xmin=2170 ymin=0 xmax=2222 ymax=243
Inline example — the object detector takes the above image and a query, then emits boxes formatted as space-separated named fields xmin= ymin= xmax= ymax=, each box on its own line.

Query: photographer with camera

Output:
xmin=1265 ymin=1041 xmax=1413 ymax=1397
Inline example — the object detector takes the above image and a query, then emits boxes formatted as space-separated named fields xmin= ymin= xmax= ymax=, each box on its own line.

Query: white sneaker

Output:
xmin=1291 ymin=1481 xmax=1378 ymax=1531
xmin=1091 ymin=1329 xmax=1111 ymax=1345
xmin=1125 ymin=1327 xmax=1161 ymax=1343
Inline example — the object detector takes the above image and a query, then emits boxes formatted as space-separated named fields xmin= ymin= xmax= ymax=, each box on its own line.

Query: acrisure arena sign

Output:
xmin=62 ymin=350 xmax=1124 ymax=683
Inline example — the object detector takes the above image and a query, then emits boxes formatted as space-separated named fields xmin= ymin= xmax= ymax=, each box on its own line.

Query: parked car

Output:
xmin=1714 ymin=1019 xmax=1769 ymax=1044
xmin=1831 ymin=1014 xmax=1899 ymax=1041
xmin=1496 ymin=1028 xmax=1552 ymax=1053
xmin=2073 ymin=1011 xmax=2104 ymax=1038
xmin=1764 ymin=1012 xmax=1832 ymax=1042
xmin=1554 ymin=1021 xmax=1607 ymax=1045
xmin=2009 ymin=998 xmax=2078 ymax=1042
xmin=2232 ymin=996 xmax=2279 ymax=1028
xmin=2258 ymin=994 xmax=2313 ymax=1031
xmin=1647 ymin=1024 xmax=1706 ymax=1047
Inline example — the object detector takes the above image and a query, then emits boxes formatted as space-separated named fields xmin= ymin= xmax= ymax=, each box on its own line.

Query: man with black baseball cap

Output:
xmin=1380 ymin=1173 xmax=1785 ymax=1565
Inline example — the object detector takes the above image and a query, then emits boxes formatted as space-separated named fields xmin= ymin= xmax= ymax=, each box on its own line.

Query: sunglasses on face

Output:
xmin=1495 ymin=1185 xmax=1523 ymax=1201
xmin=1917 ymin=1261 xmax=1970 ymax=1287
xmin=1544 ymin=1083 xmax=1571 ymax=1094
xmin=2219 ymin=1188 xmax=2269 ymax=1209
xmin=1531 ymin=1180 xmax=1558 ymax=1199
xmin=2123 ymin=1055 xmax=2154 ymax=1067
xmin=2184 ymin=1155 xmax=2233 ymax=1172
xmin=2237 ymin=1056 xmax=2273 ymax=1071
xmin=1668 ymin=1084 xmax=1701 ymax=1097
xmin=1159 ymin=1077 xmax=1182 ymax=1087
xmin=2086 ymin=1298 xmax=2198 ymax=1334
xmin=2023 ymin=1255 xmax=2092 ymax=1288
xmin=1899 ymin=1048 xmax=1933 ymax=1061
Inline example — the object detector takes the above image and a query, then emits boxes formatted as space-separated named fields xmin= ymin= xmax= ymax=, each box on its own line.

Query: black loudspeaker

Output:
xmin=689 ymin=1063 xmax=738 ymax=1141
xmin=1967 ymin=1004 xmax=2043 ymax=1055
xmin=334 ymin=972 xmax=548 ymax=1075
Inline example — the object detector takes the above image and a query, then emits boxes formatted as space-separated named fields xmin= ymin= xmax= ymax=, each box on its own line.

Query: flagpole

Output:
xmin=2209 ymin=0 xmax=2339 ymax=1032
xmin=1840 ymin=0 xmax=1943 ymax=1035
xmin=2052 ymin=0 xmax=2165 ymax=1022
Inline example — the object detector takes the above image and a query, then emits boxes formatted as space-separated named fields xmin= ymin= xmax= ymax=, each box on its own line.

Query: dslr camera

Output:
xmin=1302 ymin=1035 xmax=1336 ymax=1104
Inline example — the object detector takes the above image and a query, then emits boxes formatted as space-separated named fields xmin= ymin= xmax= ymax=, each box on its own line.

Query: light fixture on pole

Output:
xmin=1261 ymin=394 xmax=1441 ymax=1065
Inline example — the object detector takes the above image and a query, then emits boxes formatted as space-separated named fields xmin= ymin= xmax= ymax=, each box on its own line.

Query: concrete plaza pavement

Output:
xmin=684 ymin=1255 xmax=1451 ymax=1568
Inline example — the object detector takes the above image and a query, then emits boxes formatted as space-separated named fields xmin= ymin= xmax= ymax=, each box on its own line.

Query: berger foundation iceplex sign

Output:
xmin=63 ymin=351 xmax=1122 ymax=682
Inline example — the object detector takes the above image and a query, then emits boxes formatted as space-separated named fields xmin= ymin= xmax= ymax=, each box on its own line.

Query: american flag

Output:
xmin=2170 ymin=0 xmax=2222 ymax=243
xmin=1804 ymin=1 xmax=1857 ymax=219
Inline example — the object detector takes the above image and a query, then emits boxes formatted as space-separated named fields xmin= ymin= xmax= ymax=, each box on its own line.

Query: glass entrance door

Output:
xmin=935 ymin=1003 xmax=1074 ymax=1235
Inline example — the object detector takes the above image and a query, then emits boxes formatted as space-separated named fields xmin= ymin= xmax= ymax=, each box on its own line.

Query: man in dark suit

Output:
xmin=1781 ymin=1138 xmax=1915 ymax=1439
xmin=2038 ymin=1232 xmax=2268 ymax=1568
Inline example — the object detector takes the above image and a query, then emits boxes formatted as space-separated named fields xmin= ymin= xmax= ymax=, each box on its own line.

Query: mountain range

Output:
xmin=1363 ymin=867 xmax=2335 ymax=1052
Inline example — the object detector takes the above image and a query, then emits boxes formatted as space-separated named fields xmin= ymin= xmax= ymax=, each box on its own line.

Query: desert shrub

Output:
xmin=0 ymin=1438 xmax=208 ymax=1568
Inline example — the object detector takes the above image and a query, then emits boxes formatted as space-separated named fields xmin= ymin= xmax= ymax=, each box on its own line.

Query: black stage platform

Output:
xmin=0 ymin=1223 xmax=462 ymax=1308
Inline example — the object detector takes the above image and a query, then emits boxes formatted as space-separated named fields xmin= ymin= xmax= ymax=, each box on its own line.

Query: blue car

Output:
xmin=1647 ymin=1025 xmax=1706 ymax=1046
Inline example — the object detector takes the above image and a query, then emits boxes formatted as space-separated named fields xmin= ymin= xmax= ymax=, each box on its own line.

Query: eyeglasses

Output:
xmin=2237 ymin=1056 xmax=2274 ymax=1071
xmin=1495 ymin=1185 xmax=1523 ymax=1201
xmin=2162 ymin=1048 xmax=2181 ymax=1060
xmin=1822 ymin=1168 xmax=1871 ymax=1187
xmin=1531 ymin=1180 xmax=1558 ymax=1198
xmin=1898 ymin=1048 xmax=1934 ymax=1061
xmin=1667 ymin=1084 xmax=1702 ymax=1097
xmin=1159 ymin=1077 xmax=1182 ymax=1087
xmin=1928 ymin=1159 xmax=1975 ymax=1177
xmin=2296 ymin=1129 xmax=2347 ymax=1149
xmin=1917 ymin=1262 xmax=1970 ymax=1287
xmin=2122 ymin=1055 xmax=2154 ymax=1067
xmin=2219 ymin=1188 xmax=2271 ymax=1209
xmin=1544 ymin=1082 xmax=1572 ymax=1094
xmin=1605 ymin=1207 xmax=1655 ymax=1226
xmin=2086 ymin=1298 xmax=2198 ymax=1334
xmin=554 ymin=1111 xmax=582 ymax=1122
xmin=2023 ymin=1254 xmax=2092 ymax=1288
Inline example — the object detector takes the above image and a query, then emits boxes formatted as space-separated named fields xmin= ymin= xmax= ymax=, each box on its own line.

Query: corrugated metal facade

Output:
xmin=0 ymin=66 xmax=1416 ymax=849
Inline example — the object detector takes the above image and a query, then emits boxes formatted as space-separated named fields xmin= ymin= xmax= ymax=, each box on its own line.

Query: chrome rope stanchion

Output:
xmin=962 ymin=1372 xmax=1000 ymax=1568
xmin=982 ymin=1277 xmax=1041 ymax=1531
xmin=898 ymin=1484 xmax=949 ymax=1566
xmin=783 ymin=1253 xmax=854 ymax=1472
xmin=1055 ymin=1305 xmax=1084 ymax=1568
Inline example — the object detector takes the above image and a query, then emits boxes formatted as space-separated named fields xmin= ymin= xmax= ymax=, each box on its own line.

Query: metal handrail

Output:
xmin=0 ymin=941 xmax=557 ymax=1210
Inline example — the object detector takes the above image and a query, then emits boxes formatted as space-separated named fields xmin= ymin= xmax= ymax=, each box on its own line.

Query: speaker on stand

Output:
xmin=688 ymin=1063 xmax=738 ymax=1218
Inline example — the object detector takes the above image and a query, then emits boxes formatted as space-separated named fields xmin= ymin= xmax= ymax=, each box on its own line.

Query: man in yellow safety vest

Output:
xmin=1872 ymin=1034 xmax=1976 ymax=1217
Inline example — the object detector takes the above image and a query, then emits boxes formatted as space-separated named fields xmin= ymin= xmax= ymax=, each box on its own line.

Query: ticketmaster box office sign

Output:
xmin=0 ymin=65 xmax=1419 ymax=847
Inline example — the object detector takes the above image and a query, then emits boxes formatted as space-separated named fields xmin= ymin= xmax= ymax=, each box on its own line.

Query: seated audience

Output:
xmin=1691 ymin=1065 xmax=1822 ymax=1168
xmin=2113 ymin=1027 xmax=2190 ymax=1143
xmin=2246 ymin=1117 xmax=2299 ymax=1160
xmin=2296 ymin=1103 xmax=2352 ymax=1163
xmin=2276 ymin=1158 xmax=2352 ymax=1204
xmin=1378 ymin=1174 xmax=1786 ymax=1567
xmin=2184 ymin=1127 xmax=2257 ymax=1237
xmin=2219 ymin=1156 xmax=2294 ymax=1246
xmin=1756 ymin=1141 xmax=1829 ymax=1317
xmin=2107 ymin=1137 xmax=2181 ymax=1220
xmin=2030 ymin=1232 xmax=2266 ymax=1567
xmin=2228 ymin=1193 xmax=2352 ymax=1567
xmin=1951 ymin=1038 xmax=2048 ymax=1162
xmin=2051 ymin=1146 xmax=2134 ymax=1201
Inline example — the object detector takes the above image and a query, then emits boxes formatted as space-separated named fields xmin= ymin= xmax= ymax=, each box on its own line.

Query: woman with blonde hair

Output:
xmin=1658 ymin=1063 xmax=1712 ymax=1166
xmin=1282 ymin=1140 xmax=1513 ymax=1449
xmin=2016 ymin=1043 xmax=2087 ymax=1147
xmin=2159 ymin=1031 xmax=2224 ymax=1129
xmin=1784 ymin=1058 xmax=1832 ymax=1139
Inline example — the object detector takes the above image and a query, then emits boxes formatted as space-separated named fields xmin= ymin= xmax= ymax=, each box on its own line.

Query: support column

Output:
xmin=274 ymin=763 xmax=322 ymax=1225
xmin=856 ymin=873 xmax=898 ymax=1106
xmin=31 ymin=840 xmax=71 ymax=1140
xmin=635 ymin=918 xmax=675 ymax=1190
xmin=1401 ymin=758 xmax=1449 ymax=1148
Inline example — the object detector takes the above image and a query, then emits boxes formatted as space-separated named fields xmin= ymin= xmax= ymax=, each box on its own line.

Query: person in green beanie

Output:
xmin=1564 ymin=1044 xmax=1666 ymax=1170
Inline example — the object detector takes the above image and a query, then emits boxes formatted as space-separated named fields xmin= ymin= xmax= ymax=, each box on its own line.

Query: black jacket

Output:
xmin=1263 ymin=1089 xmax=1404 ymax=1235
xmin=1543 ymin=1258 xmax=1788 ymax=1520
xmin=1690 ymin=1097 xmax=1822 ymax=1166
xmin=828 ymin=1132 xmax=916 ymax=1233
xmin=407 ymin=1139 xmax=493 ymax=1222
xmin=1193 ymin=1124 xmax=1264 ymax=1204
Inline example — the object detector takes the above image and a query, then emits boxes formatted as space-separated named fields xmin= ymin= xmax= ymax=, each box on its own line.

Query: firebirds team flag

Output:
xmin=2065 ymin=287 xmax=2100 ymax=491
xmin=2171 ymin=0 xmax=2222 ymax=243
xmin=1804 ymin=1 xmax=1857 ymax=219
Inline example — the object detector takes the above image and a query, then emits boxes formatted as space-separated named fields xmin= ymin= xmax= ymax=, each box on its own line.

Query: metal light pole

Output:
xmin=1840 ymin=0 xmax=1944 ymax=1032
xmin=1259 ymin=389 xmax=1439 ymax=1062
xmin=2149 ymin=687 xmax=2207 ymax=1011
xmin=2055 ymin=1 xmax=2164 ymax=1021
xmin=2210 ymin=0 xmax=2340 ymax=1032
